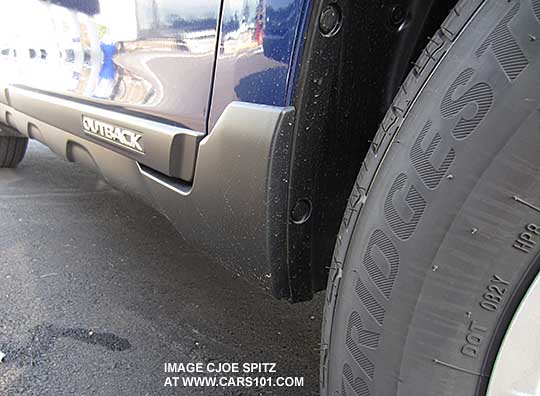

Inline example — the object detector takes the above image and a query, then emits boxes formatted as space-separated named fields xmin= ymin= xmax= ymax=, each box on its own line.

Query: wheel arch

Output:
xmin=283 ymin=0 xmax=460 ymax=301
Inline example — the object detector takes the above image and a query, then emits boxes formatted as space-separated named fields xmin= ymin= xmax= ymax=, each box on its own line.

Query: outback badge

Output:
xmin=82 ymin=116 xmax=144 ymax=154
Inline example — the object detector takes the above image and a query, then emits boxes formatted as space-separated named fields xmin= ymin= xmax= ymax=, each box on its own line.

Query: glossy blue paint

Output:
xmin=208 ymin=0 xmax=311 ymax=130
xmin=0 ymin=0 xmax=313 ymax=133
xmin=0 ymin=0 xmax=221 ymax=131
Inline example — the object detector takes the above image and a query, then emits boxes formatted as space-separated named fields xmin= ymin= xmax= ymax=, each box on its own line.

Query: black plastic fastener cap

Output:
xmin=319 ymin=4 xmax=342 ymax=37
xmin=291 ymin=199 xmax=312 ymax=224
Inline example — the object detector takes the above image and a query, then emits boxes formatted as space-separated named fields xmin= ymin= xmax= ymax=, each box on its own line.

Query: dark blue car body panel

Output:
xmin=208 ymin=0 xmax=310 ymax=129
xmin=0 ymin=0 xmax=311 ymax=133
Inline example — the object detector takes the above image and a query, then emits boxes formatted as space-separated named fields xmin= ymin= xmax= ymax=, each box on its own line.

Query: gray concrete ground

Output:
xmin=0 ymin=141 xmax=324 ymax=396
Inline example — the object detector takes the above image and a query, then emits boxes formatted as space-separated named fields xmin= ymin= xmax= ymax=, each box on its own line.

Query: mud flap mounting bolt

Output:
xmin=389 ymin=5 xmax=406 ymax=27
xmin=291 ymin=198 xmax=312 ymax=224
xmin=319 ymin=4 xmax=342 ymax=37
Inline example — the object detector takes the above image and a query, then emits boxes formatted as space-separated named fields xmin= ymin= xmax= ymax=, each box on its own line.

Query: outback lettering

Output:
xmin=82 ymin=116 xmax=144 ymax=153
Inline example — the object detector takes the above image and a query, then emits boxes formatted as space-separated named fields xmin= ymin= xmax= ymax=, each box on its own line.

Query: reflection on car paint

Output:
xmin=0 ymin=0 xmax=220 ymax=131
xmin=0 ymin=0 xmax=311 ymax=133
xmin=209 ymin=0 xmax=310 ymax=130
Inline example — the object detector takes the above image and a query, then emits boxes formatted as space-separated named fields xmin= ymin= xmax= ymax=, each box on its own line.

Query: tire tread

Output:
xmin=0 ymin=136 xmax=28 ymax=168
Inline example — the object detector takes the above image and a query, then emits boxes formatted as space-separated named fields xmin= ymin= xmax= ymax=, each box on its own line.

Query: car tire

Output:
xmin=0 ymin=136 xmax=28 ymax=168
xmin=321 ymin=0 xmax=540 ymax=395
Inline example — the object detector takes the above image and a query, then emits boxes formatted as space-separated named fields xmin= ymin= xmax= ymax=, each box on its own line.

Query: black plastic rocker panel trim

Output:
xmin=8 ymin=86 xmax=203 ymax=182
xmin=0 ymin=88 xmax=295 ymax=296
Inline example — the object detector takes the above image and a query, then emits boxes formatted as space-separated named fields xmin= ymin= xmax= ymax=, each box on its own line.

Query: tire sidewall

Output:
xmin=323 ymin=1 xmax=540 ymax=395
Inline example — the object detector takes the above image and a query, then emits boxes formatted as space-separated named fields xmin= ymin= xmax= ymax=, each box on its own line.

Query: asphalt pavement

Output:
xmin=0 ymin=141 xmax=324 ymax=396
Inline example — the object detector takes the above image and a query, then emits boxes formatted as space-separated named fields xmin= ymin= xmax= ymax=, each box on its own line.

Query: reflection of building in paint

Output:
xmin=0 ymin=0 xmax=104 ymax=94
xmin=208 ymin=0 xmax=303 ymax=129
xmin=75 ymin=13 xmax=102 ymax=96
xmin=0 ymin=0 xmax=194 ymax=101
xmin=218 ymin=0 xmax=269 ymax=55
xmin=0 ymin=0 xmax=221 ymax=130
